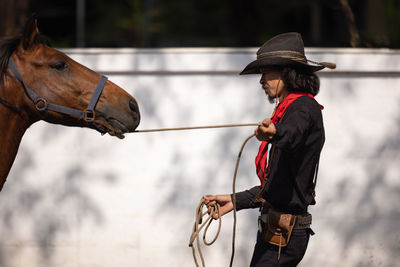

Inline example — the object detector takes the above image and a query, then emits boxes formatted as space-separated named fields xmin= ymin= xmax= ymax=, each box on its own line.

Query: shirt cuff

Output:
xmin=231 ymin=186 xmax=262 ymax=211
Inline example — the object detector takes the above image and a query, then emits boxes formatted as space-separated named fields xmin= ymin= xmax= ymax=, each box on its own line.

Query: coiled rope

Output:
xmin=188 ymin=133 xmax=256 ymax=267
xmin=188 ymin=196 xmax=222 ymax=267
xmin=134 ymin=123 xmax=259 ymax=267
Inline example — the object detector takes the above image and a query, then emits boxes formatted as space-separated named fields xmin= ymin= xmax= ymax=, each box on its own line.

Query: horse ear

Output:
xmin=21 ymin=16 xmax=40 ymax=50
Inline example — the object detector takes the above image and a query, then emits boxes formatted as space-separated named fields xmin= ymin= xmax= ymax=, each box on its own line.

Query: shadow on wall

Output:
xmin=0 ymin=128 xmax=119 ymax=266
xmin=319 ymin=96 xmax=400 ymax=267
xmin=350 ymin=106 xmax=400 ymax=267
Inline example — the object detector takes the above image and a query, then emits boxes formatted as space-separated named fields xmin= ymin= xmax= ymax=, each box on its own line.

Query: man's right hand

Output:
xmin=203 ymin=194 xmax=234 ymax=219
xmin=255 ymin=118 xmax=276 ymax=141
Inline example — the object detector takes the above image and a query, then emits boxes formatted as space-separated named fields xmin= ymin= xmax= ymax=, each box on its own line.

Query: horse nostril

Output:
xmin=129 ymin=99 xmax=139 ymax=115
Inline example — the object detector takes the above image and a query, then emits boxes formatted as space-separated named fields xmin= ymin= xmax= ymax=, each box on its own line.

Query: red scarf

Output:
xmin=255 ymin=92 xmax=324 ymax=186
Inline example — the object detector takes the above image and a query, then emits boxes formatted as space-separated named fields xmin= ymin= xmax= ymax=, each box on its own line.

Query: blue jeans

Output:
xmin=249 ymin=229 xmax=312 ymax=267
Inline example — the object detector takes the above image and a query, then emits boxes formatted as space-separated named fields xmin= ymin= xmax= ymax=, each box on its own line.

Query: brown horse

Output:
xmin=0 ymin=18 xmax=140 ymax=191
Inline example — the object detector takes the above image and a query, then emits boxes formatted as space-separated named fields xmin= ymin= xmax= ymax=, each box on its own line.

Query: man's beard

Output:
xmin=268 ymin=95 xmax=276 ymax=104
xmin=264 ymin=88 xmax=276 ymax=104
xmin=264 ymin=85 xmax=279 ymax=104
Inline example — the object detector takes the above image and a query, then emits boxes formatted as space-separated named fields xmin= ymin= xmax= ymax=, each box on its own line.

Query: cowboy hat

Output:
xmin=240 ymin=32 xmax=335 ymax=75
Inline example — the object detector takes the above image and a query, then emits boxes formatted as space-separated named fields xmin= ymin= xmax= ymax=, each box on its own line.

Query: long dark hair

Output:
xmin=281 ymin=67 xmax=320 ymax=96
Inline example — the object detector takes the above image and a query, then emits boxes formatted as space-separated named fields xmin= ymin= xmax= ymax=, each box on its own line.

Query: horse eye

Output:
xmin=51 ymin=61 xmax=68 ymax=70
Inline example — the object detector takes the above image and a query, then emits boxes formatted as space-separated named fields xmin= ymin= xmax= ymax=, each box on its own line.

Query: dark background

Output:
xmin=1 ymin=0 xmax=399 ymax=48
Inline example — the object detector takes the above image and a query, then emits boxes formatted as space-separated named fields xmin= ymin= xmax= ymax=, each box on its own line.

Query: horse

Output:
xmin=0 ymin=18 xmax=141 ymax=191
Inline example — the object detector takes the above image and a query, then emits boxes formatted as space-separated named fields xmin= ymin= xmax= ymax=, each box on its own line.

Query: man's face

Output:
xmin=259 ymin=68 xmax=285 ymax=103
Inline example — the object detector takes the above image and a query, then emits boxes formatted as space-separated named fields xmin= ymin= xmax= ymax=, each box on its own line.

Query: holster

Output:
xmin=260 ymin=209 xmax=296 ymax=247
xmin=258 ymin=208 xmax=312 ymax=260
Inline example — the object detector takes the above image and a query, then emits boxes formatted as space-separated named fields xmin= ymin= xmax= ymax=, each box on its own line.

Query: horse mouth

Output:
xmin=94 ymin=117 xmax=133 ymax=139
xmin=93 ymin=101 xmax=140 ymax=138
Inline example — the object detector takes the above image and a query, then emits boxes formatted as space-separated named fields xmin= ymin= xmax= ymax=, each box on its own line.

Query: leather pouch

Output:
xmin=262 ymin=209 xmax=296 ymax=247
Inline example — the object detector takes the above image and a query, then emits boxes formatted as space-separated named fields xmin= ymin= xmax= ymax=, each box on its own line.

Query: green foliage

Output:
xmin=26 ymin=0 xmax=400 ymax=48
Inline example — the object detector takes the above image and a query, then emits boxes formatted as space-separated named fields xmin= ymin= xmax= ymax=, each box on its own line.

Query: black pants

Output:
xmin=249 ymin=229 xmax=312 ymax=267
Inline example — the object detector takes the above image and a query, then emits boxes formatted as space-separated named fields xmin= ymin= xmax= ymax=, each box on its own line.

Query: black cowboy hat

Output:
xmin=240 ymin=32 xmax=335 ymax=75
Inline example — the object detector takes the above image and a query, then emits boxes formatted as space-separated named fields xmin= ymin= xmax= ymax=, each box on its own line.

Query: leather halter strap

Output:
xmin=8 ymin=58 xmax=107 ymax=134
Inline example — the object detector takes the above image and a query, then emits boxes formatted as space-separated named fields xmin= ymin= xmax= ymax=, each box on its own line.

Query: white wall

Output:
xmin=0 ymin=47 xmax=399 ymax=267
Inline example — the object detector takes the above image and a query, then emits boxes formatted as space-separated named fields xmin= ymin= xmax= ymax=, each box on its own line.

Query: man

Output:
xmin=203 ymin=32 xmax=334 ymax=266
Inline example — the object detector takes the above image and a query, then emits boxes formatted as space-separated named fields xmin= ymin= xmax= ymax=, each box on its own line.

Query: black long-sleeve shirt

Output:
xmin=235 ymin=96 xmax=325 ymax=215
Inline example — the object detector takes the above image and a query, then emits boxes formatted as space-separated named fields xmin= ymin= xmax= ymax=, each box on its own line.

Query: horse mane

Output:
xmin=0 ymin=34 xmax=51 ymax=84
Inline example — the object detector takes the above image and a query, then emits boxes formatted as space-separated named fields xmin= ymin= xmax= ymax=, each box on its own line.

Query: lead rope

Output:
xmin=188 ymin=133 xmax=256 ymax=267
xmin=134 ymin=123 xmax=260 ymax=133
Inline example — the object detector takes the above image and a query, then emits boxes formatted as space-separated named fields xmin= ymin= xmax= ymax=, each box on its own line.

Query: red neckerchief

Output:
xmin=255 ymin=92 xmax=324 ymax=186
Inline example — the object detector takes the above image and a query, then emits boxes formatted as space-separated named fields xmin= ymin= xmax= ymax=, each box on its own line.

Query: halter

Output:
xmin=7 ymin=58 xmax=108 ymax=134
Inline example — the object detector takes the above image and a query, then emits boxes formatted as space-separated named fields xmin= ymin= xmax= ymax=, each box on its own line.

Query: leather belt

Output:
xmin=259 ymin=213 xmax=312 ymax=231
xmin=294 ymin=213 xmax=312 ymax=229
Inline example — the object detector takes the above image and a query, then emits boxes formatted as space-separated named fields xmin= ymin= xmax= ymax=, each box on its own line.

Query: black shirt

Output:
xmin=235 ymin=96 xmax=325 ymax=215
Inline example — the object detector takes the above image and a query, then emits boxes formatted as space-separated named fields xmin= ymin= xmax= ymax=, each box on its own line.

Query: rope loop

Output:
xmin=189 ymin=197 xmax=222 ymax=267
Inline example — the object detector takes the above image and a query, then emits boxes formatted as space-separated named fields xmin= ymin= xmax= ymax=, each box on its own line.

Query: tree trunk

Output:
xmin=339 ymin=0 xmax=360 ymax=47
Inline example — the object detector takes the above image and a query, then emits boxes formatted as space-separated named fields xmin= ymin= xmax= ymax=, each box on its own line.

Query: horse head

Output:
xmin=6 ymin=17 xmax=140 ymax=138
xmin=0 ymin=17 xmax=141 ymax=190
